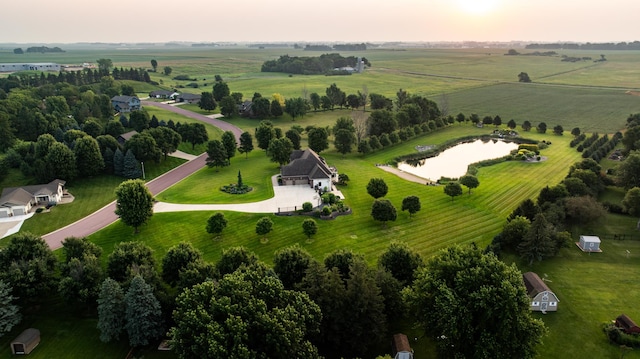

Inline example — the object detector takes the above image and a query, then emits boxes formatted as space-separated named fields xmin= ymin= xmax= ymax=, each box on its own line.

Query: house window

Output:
xmin=550 ymin=302 xmax=557 ymax=306
xmin=532 ymin=301 xmax=539 ymax=306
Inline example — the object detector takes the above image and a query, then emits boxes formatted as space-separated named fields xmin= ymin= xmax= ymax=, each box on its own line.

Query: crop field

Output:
xmin=2 ymin=45 xmax=640 ymax=358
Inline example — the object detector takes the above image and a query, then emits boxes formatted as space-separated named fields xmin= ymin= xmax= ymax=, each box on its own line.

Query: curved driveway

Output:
xmin=42 ymin=102 xmax=244 ymax=250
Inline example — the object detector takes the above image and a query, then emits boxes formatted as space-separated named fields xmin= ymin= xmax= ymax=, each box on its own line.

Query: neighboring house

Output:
xmin=0 ymin=179 xmax=66 ymax=218
xmin=616 ymin=314 xmax=640 ymax=334
xmin=238 ymin=100 xmax=253 ymax=117
xmin=0 ymin=62 xmax=60 ymax=72
xmin=149 ymin=90 xmax=179 ymax=99
xmin=577 ymin=235 xmax=602 ymax=252
xmin=280 ymin=149 xmax=338 ymax=189
xmin=111 ymin=95 xmax=141 ymax=113
xmin=391 ymin=333 xmax=413 ymax=359
xmin=117 ymin=130 xmax=139 ymax=146
xmin=176 ymin=93 xmax=201 ymax=104
xmin=522 ymin=272 xmax=559 ymax=312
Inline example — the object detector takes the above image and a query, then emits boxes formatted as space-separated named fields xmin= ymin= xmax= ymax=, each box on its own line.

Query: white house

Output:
xmin=0 ymin=180 xmax=65 ymax=218
xmin=522 ymin=272 xmax=559 ymax=313
xmin=577 ymin=235 xmax=602 ymax=252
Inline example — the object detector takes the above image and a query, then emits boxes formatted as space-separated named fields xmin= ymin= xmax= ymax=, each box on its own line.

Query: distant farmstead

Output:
xmin=0 ymin=62 xmax=60 ymax=72
xmin=522 ymin=272 xmax=559 ymax=313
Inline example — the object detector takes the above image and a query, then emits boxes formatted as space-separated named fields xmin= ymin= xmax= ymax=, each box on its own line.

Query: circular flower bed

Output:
xmin=220 ymin=184 xmax=253 ymax=194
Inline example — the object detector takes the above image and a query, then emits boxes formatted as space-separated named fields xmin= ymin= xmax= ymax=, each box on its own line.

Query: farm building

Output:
xmin=577 ymin=235 xmax=602 ymax=252
xmin=391 ymin=333 xmax=413 ymax=359
xmin=280 ymin=149 xmax=338 ymax=189
xmin=0 ymin=62 xmax=60 ymax=72
xmin=10 ymin=328 xmax=40 ymax=355
xmin=522 ymin=272 xmax=559 ymax=313
xmin=616 ymin=314 xmax=640 ymax=334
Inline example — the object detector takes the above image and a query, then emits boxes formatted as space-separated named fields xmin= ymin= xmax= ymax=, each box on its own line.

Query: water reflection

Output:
xmin=397 ymin=140 xmax=518 ymax=181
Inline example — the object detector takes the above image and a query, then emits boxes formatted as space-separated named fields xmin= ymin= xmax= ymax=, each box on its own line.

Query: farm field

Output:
xmin=2 ymin=45 xmax=640 ymax=358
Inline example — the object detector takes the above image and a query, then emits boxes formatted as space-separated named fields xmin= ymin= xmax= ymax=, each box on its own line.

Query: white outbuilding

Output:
xmin=577 ymin=235 xmax=602 ymax=252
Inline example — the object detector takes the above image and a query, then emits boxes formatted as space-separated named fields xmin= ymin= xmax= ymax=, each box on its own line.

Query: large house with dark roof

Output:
xmin=0 ymin=180 xmax=66 ymax=218
xmin=280 ymin=149 xmax=337 ymax=189
xmin=111 ymin=95 xmax=141 ymax=113
xmin=176 ymin=93 xmax=201 ymax=104
xmin=522 ymin=272 xmax=559 ymax=312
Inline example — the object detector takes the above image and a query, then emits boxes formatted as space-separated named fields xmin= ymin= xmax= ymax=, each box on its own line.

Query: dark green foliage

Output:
xmin=216 ymin=247 xmax=259 ymax=277
xmin=205 ymin=139 xmax=229 ymax=170
xmin=129 ymin=110 xmax=150 ymax=132
xmin=622 ymin=187 xmax=640 ymax=216
xmin=284 ymin=97 xmax=307 ymax=120
xmin=106 ymin=241 xmax=156 ymax=284
xmin=178 ymin=122 xmax=208 ymax=150
xmin=97 ymin=278 xmax=125 ymax=343
xmin=308 ymin=127 xmax=329 ymax=154
xmin=219 ymin=95 xmax=238 ymax=117
xmin=122 ymin=149 xmax=142 ymax=179
xmin=43 ymin=142 xmax=77 ymax=182
xmin=378 ymin=240 xmax=423 ymax=285
xmin=148 ymin=126 xmax=182 ymax=160
xmin=270 ymin=99 xmax=283 ymax=117
xmin=371 ymin=198 xmax=397 ymax=227
xmin=366 ymin=178 xmax=388 ymax=198
xmin=220 ymin=131 xmax=237 ymax=161
xmin=273 ymin=244 xmax=315 ymax=289
xmin=459 ymin=174 xmax=480 ymax=195
xmin=212 ymin=81 xmax=230 ymax=101
xmin=238 ymin=131 xmax=254 ymax=158
xmin=401 ymin=195 xmax=421 ymax=217
xmin=285 ymin=128 xmax=302 ymax=150
xmin=302 ymin=218 xmax=318 ymax=239
xmin=114 ymin=179 xmax=154 ymax=233
xmin=125 ymin=275 xmax=164 ymax=347
xmin=444 ymin=181 xmax=463 ymax=201
xmin=161 ymin=242 xmax=203 ymax=286
xmin=501 ymin=215 xmax=531 ymax=249
xmin=255 ymin=120 xmax=275 ymax=150
xmin=0 ymin=280 xmax=21 ymax=337
xmin=267 ymin=137 xmax=293 ymax=166
xmin=75 ymin=135 xmax=105 ymax=177
xmin=58 ymin=253 xmax=103 ymax=311
xmin=406 ymin=245 xmax=546 ymax=359
xmin=617 ymin=151 xmax=640 ymax=189
xmin=518 ymin=213 xmax=557 ymax=264
xmin=124 ymin=132 xmax=162 ymax=164
xmin=113 ymin=148 xmax=124 ymax=177
xmin=256 ymin=216 xmax=274 ymax=240
xmin=198 ymin=91 xmax=217 ymax=112
xmin=368 ymin=109 xmax=397 ymax=136
xmin=170 ymin=266 xmax=322 ymax=358
xmin=206 ymin=212 xmax=228 ymax=237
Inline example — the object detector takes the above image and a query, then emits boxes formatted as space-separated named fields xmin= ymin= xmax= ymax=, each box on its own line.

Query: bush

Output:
xmin=321 ymin=206 xmax=332 ymax=216
xmin=302 ymin=202 xmax=313 ymax=212
xmin=321 ymin=192 xmax=337 ymax=205
xmin=603 ymin=323 xmax=640 ymax=348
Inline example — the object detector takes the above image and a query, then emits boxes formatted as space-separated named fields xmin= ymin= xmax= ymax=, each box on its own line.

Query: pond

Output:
xmin=397 ymin=139 xmax=519 ymax=181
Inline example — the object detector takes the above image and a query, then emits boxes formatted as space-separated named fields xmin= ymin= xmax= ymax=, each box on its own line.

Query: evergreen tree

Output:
xmin=113 ymin=148 xmax=124 ymax=177
xmin=122 ymin=149 xmax=142 ymax=179
xmin=125 ymin=276 xmax=164 ymax=347
xmin=97 ymin=278 xmax=125 ymax=343
xmin=518 ymin=213 xmax=557 ymax=264
xmin=0 ymin=280 xmax=21 ymax=338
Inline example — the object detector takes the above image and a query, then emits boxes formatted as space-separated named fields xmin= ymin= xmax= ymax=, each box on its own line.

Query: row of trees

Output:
xmin=261 ymin=53 xmax=370 ymax=75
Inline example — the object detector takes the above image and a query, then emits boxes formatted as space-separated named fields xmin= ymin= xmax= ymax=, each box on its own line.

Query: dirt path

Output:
xmin=376 ymin=165 xmax=432 ymax=185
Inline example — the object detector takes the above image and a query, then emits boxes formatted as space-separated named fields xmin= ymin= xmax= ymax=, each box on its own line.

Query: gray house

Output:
xmin=522 ymin=272 xmax=559 ymax=313
xmin=149 ymin=90 xmax=179 ymax=99
xmin=111 ymin=95 xmax=141 ymax=113
xmin=176 ymin=93 xmax=201 ymax=104
xmin=280 ymin=149 xmax=337 ymax=189
xmin=0 ymin=179 xmax=66 ymax=218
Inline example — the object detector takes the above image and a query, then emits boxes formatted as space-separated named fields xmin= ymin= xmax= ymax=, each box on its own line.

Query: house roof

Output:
xmin=0 ymin=179 xmax=65 ymax=206
xmin=111 ymin=95 xmax=139 ymax=103
xmin=617 ymin=314 xmax=639 ymax=330
xmin=149 ymin=90 xmax=177 ymax=97
xmin=12 ymin=328 xmax=40 ymax=345
xmin=118 ymin=130 xmax=139 ymax=142
xmin=522 ymin=272 xmax=551 ymax=297
xmin=580 ymin=235 xmax=601 ymax=243
xmin=281 ymin=149 xmax=332 ymax=179
xmin=178 ymin=93 xmax=201 ymax=100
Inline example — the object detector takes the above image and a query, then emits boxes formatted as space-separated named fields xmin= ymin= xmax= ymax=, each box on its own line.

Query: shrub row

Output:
xmin=570 ymin=133 xmax=587 ymax=147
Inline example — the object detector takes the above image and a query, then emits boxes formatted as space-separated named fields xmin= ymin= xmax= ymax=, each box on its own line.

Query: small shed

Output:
xmin=391 ymin=333 xmax=413 ymax=359
xmin=577 ymin=235 xmax=602 ymax=252
xmin=616 ymin=314 xmax=640 ymax=334
xmin=11 ymin=328 xmax=40 ymax=355
xmin=522 ymin=272 xmax=559 ymax=312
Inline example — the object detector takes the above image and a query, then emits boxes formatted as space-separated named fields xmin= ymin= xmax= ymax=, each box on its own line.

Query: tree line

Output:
xmin=260 ymin=53 xmax=370 ymax=75
xmin=526 ymin=41 xmax=640 ymax=50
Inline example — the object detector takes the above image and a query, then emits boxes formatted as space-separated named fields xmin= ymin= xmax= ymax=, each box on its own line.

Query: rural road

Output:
xmin=42 ymin=103 xmax=243 ymax=250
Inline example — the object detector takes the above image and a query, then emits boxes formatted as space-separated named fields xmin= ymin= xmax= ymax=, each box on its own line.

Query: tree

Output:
xmin=371 ymin=199 xmax=397 ymax=228
xmin=220 ymin=131 xmax=237 ymax=162
xmin=163 ymin=66 xmax=172 ymax=76
xmin=564 ymin=196 xmax=607 ymax=224
xmin=334 ymin=128 xmax=356 ymax=157
xmin=58 ymin=253 xmax=103 ymax=311
xmin=522 ymin=120 xmax=532 ymax=131
xmin=401 ymin=195 xmax=421 ymax=217
xmin=307 ymin=127 xmax=329 ymax=154
xmin=97 ymin=58 xmax=113 ymax=72
xmin=198 ymin=91 xmax=217 ymax=112
xmin=507 ymin=119 xmax=517 ymax=129
xmin=444 ymin=181 xmax=463 ymax=201
xmin=571 ymin=127 xmax=581 ymax=137
xmin=368 ymin=109 xmax=397 ymax=137
xmin=501 ymin=215 xmax=531 ymax=249
xmin=537 ymin=122 xmax=547 ymax=133
xmin=273 ymin=244 xmax=314 ymax=289
xmin=406 ymin=245 xmax=545 ymax=359
xmin=493 ymin=115 xmax=502 ymax=127
xmin=43 ymin=142 xmax=77 ymax=182
xmin=255 ymin=120 xmax=275 ymax=150
xmin=150 ymin=59 xmax=157 ymax=72
xmin=267 ymin=137 xmax=293 ymax=167
xmin=212 ymin=81 xmax=230 ymax=101
xmin=553 ymin=124 xmax=564 ymax=135
xmin=346 ymin=93 xmax=361 ymax=109
xmin=122 ymin=149 xmax=142 ymax=179
xmin=114 ymin=179 xmax=154 ymax=233
xmin=61 ymin=236 xmax=102 ymax=262
xmin=0 ymin=280 xmax=21 ymax=338
xmin=75 ymin=135 xmax=105 ymax=177
xmin=162 ymin=242 xmax=203 ymax=286
xmin=0 ymin=232 xmax=57 ymax=304
xmin=367 ymin=178 xmax=388 ymax=198
xmin=326 ymin=83 xmax=344 ymax=109
xmin=13 ymin=47 xmax=23 ymax=54
xmin=518 ymin=72 xmax=532 ymax=82
xmin=219 ymin=95 xmax=238 ymax=117
xmin=125 ymin=275 xmax=164 ymax=348
xmin=178 ymin=122 xmax=208 ymax=150
xmin=623 ymin=187 xmax=640 ymax=217
xmin=378 ymin=240 xmax=423 ymax=285
xmin=82 ymin=118 xmax=104 ymax=138
xmin=97 ymin=278 xmax=125 ymax=343
xmin=518 ymin=213 xmax=557 ymax=264
xmin=205 ymin=139 xmax=228 ymax=171
xmin=252 ymin=96 xmax=271 ymax=119
xmin=459 ymin=174 xmax=480 ymax=195
xmin=285 ymin=128 xmax=302 ymax=150
xmin=617 ymin=151 xmax=640 ymax=189
xmin=238 ymin=131 xmax=254 ymax=158
xmin=107 ymin=241 xmax=157 ymax=284
xmin=270 ymin=99 xmax=283 ymax=117
xmin=148 ymin=126 xmax=182 ymax=160
xmin=216 ymin=247 xmax=260 ymax=277
xmin=129 ymin=110 xmax=150 ymax=132
xmin=256 ymin=216 xmax=274 ymax=241
xmin=284 ymin=97 xmax=307 ymax=120
xmin=206 ymin=212 xmax=228 ymax=238
xmin=302 ymin=218 xmax=318 ymax=239
xmin=170 ymin=266 xmax=322 ymax=359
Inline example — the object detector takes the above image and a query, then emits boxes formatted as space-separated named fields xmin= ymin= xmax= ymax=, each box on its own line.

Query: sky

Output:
xmin=1 ymin=0 xmax=638 ymax=44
